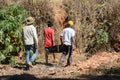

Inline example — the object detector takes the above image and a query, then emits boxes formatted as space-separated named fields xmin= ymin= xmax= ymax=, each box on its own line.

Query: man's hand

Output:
xmin=35 ymin=44 xmax=38 ymax=49
xmin=73 ymin=44 xmax=76 ymax=51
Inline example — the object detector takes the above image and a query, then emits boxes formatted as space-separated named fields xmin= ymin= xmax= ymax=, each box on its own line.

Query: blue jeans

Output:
xmin=25 ymin=44 xmax=38 ymax=64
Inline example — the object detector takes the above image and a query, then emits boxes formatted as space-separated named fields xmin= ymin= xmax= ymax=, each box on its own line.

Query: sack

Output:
xmin=48 ymin=45 xmax=63 ymax=53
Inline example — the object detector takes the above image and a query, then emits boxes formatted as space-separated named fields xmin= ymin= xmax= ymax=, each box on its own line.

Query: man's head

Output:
xmin=26 ymin=16 xmax=35 ymax=25
xmin=47 ymin=21 xmax=53 ymax=27
xmin=64 ymin=20 xmax=74 ymax=28
xmin=68 ymin=20 xmax=74 ymax=26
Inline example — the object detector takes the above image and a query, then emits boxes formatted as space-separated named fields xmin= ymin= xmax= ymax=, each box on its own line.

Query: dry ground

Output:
xmin=0 ymin=51 xmax=120 ymax=80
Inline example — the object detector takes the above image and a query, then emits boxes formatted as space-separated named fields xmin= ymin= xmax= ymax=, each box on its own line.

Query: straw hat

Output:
xmin=26 ymin=16 xmax=35 ymax=24
xmin=68 ymin=20 xmax=74 ymax=26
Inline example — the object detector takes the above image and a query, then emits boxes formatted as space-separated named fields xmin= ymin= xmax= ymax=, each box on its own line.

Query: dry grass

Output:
xmin=62 ymin=0 xmax=120 ymax=53
xmin=1 ymin=0 xmax=120 ymax=54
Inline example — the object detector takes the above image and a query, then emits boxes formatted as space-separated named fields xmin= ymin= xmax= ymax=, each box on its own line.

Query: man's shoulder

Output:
xmin=45 ymin=27 xmax=54 ymax=31
xmin=29 ymin=25 xmax=35 ymax=28
xmin=50 ymin=28 xmax=54 ymax=31
xmin=67 ymin=28 xmax=75 ymax=33
xmin=24 ymin=25 xmax=34 ymax=28
xmin=64 ymin=27 xmax=74 ymax=31
xmin=69 ymin=27 xmax=75 ymax=31
xmin=44 ymin=27 xmax=48 ymax=31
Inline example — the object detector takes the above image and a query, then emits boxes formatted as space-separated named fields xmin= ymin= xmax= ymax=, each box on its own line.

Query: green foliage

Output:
xmin=0 ymin=52 xmax=6 ymax=63
xmin=10 ymin=56 xmax=16 ymax=66
xmin=96 ymin=29 xmax=109 ymax=44
xmin=0 ymin=4 xmax=28 ymax=64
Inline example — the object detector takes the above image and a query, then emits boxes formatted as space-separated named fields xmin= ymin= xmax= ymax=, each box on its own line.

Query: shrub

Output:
xmin=0 ymin=4 xmax=28 ymax=64
xmin=96 ymin=29 xmax=109 ymax=44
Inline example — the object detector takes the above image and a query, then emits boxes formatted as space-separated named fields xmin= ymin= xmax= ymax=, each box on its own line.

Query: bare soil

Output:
xmin=0 ymin=51 xmax=120 ymax=80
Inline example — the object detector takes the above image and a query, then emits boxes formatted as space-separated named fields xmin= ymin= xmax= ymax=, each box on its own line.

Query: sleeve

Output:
xmin=52 ymin=29 xmax=54 ymax=34
xmin=71 ymin=29 xmax=75 ymax=46
xmin=72 ymin=29 xmax=75 ymax=37
xmin=52 ymin=29 xmax=55 ymax=45
xmin=33 ymin=26 xmax=38 ymax=45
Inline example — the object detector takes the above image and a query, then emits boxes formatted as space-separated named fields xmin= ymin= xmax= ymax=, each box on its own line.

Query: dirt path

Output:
xmin=0 ymin=51 xmax=120 ymax=80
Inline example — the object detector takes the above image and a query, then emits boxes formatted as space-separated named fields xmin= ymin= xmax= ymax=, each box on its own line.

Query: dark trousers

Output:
xmin=60 ymin=44 xmax=73 ymax=65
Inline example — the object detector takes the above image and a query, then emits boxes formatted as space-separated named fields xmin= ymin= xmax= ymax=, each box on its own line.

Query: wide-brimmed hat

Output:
xmin=26 ymin=17 xmax=35 ymax=24
xmin=68 ymin=20 xmax=74 ymax=26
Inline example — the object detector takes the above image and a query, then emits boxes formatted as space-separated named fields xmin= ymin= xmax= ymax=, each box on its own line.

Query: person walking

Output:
xmin=22 ymin=16 xmax=38 ymax=69
xmin=59 ymin=20 xmax=75 ymax=67
xmin=43 ymin=21 xmax=56 ymax=64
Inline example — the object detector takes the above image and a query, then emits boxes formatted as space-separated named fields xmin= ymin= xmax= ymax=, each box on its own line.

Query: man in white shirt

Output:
xmin=22 ymin=17 xmax=38 ymax=70
xmin=59 ymin=20 xmax=75 ymax=66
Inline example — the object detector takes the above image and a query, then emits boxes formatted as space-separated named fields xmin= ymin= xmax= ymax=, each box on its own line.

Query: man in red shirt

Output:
xmin=43 ymin=21 xmax=55 ymax=64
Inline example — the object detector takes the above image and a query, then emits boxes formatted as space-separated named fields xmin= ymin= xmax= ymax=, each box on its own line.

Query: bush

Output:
xmin=0 ymin=4 xmax=28 ymax=64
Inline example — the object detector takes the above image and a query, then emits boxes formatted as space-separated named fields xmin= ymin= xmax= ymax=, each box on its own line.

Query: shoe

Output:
xmin=58 ymin=61 xmax=64 ymax=67
xmin=53 ymin=60 xmax=57 ymax=63
xmin=28 ymin=62 xmax=33 ymax=68
xmin=64 ymin=64 xmax=70 ymax=67
xmin=25 ymin=64 xmax=29 ymax=70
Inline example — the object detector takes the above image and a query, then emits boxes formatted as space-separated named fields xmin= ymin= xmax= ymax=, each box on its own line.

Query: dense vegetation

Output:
xmin=0 ymin=4 xmax=28 ymax=64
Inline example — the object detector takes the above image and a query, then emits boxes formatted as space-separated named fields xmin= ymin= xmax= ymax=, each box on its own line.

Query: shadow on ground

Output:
xmin=77 ymin=67 xmax=120 ymax=80
xmin=13 ymin=62 xmax=54 ymax=70
xmin=77 ymin=74 xmax=120 ymax=80
xmin=0 ymin=72 xmax=120 ymax=80
xmin=0 ymin=73 xmax=79 ymax=80
xmin=0 ymin=66 xmax=120 ymax=80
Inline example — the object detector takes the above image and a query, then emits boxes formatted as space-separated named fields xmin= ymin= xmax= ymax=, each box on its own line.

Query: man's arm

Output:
xmin=52 ymin=34 xmax=55 ymax=46
xmin=60 ymin=30 xmax=64 ymax=45
xmin=52 ymin=30 xmax=55 ymax=46
xmin=33 ymin=27 xmax=38 ymax=48
xmin=21 ymin=29 xmax=25 ymax=45
xmin=72 ymin=36 xmax=76 ymax=50
xmin=60 ymin=36 xmax=63 ymax=45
